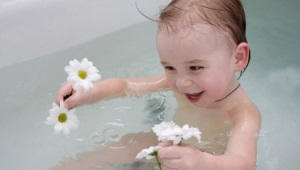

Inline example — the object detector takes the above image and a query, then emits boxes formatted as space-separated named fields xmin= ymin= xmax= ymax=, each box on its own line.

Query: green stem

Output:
xmin=155 ymin=154 xmax=162 ymax=170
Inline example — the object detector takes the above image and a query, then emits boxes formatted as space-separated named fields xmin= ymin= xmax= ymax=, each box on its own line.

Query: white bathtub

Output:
xmin=0 ymin=0 xmax=169 ymax=68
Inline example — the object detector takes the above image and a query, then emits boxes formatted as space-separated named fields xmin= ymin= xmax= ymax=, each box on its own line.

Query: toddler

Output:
xmin=55 ymin=0 xmax=260 ymax=169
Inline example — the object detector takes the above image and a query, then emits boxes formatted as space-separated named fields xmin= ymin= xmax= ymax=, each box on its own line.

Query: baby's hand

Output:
xmin=158 ymin=142 xmax=204 ymax=170
xmin=56 ymin=82 xmax=93 ymax=109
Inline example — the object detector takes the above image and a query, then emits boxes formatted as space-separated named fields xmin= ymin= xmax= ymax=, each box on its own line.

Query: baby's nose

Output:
xmin=175 ymin=77 xmax=192 ymax=88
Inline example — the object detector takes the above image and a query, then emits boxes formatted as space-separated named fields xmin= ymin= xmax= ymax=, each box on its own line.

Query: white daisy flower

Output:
xmin=65 ymin=58 xmax=101 ymax=92
xmin=181 ymin=124 xmax=201 ymax=142
xmin=136 ymin=146 xmax=161 ymax=160
xmin=152 ymin=121 xmax=177 ymax=137
xmin=45 ymin=100 xmax=79 ymax=135
xmin=152 ymin=121 xmax=201 ymax=145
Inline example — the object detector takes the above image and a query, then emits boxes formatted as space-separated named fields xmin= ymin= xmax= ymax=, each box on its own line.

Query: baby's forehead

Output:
xmin=156 ymin=22 xmax=235 ymax=56
xmin=157 ymin=22 xmax=228 ymax=45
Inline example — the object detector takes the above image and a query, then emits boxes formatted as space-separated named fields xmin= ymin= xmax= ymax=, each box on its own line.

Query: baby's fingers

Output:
xmin=159 ymin=147 xmax=182 ymax=170
xmin=63 ymin=91 xmax=81 ymax=109
xmin=56 ymin=82 xmax=73 ymax=106
xmin=158 ymin=146 xmax=182 ymax=159
xmin=162 ymin=159 xmax=181 ymax=170
xmin=65 ymin=88 xmax=94 ymax=109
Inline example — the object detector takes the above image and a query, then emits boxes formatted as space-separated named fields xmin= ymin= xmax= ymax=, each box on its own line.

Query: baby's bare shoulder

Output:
xmin=229 ymin=101 xmax=261 ymax=132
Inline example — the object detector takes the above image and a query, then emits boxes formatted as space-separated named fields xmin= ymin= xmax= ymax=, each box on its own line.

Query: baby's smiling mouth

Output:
xmin=185 ymin=92 xmax=203 ymax=103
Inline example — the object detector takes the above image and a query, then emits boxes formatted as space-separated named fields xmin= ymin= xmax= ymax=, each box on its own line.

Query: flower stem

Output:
xmin=155 ymin=154 xmax=162 ymax=170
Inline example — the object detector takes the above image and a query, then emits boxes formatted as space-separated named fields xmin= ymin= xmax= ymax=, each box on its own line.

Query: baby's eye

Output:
xmin=189 ymin=66 xmax=203 ymax=71
xmin=164 ymin=66 xmax=175 ymax=71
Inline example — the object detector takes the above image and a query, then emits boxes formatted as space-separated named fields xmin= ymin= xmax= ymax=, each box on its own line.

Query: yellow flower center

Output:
xmin=58 ymin=113 xmax=67 ymax=123
xmin=78 ymin=70 xmax=87 ymax=79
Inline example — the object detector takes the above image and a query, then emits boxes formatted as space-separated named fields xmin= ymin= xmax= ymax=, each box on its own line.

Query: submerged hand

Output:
xmin=158 ymin=142 xmax=204 ymax=170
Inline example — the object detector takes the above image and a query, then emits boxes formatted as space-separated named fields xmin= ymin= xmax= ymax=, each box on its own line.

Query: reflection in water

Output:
xmin=143 ymin=92 xmax=167 ymax=125
xmin=92 ymin=119 xmax=125 ymax=148
xmin=51 ymin=132 xmax=159 ymax=170
xmin=51 ymin=93 xmax=169 ymax=170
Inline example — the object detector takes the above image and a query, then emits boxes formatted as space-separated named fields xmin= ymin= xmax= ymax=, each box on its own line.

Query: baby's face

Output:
xmin=156 ymin=23 xmax=237 ymax=108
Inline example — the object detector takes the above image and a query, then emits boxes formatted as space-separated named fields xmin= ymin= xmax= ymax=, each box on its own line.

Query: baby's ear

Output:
xmin=233 ymin=42 xmax=250 ymax=71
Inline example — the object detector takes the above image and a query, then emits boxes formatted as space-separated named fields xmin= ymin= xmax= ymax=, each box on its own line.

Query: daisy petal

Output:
xmin=54 ymin=123 xmax=63 ymax=135
xmin=62 ymin=126 xmax=71 ymax=135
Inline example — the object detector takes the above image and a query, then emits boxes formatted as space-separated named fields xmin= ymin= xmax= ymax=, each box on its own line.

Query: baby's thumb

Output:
xmin=158 ymin=141 xmax=173 ymax=147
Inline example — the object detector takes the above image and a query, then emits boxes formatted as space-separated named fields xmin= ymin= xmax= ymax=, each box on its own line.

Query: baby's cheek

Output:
xmin=166 ymin=77 xmax=175 ymax=89
xmin=202 ymin=79 xmax=224 ymax=98
xmin=214 ymin=83 xmax=230 ymax=99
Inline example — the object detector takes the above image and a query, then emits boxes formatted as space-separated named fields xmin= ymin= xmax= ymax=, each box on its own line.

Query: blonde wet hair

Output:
xmin=158 ymin=0 xmax=250 ymax=77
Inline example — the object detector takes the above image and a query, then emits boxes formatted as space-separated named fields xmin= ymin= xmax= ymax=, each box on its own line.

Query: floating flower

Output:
xmin=45 ymin=100 xmax=79 ymax=135
xmin=152 ymin=121 xmax=201 ymax=145
xmin=65 ymin=58 xmax=101 ymax=92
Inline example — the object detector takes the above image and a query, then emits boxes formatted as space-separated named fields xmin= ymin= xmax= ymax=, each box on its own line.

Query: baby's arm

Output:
xmin=217 ymin=105 xmax=261 ymax=169
xmin=158 ymin=104 xmax=261 ymax=170
xmin=56 ymin=73 xmax=168 ymax=109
